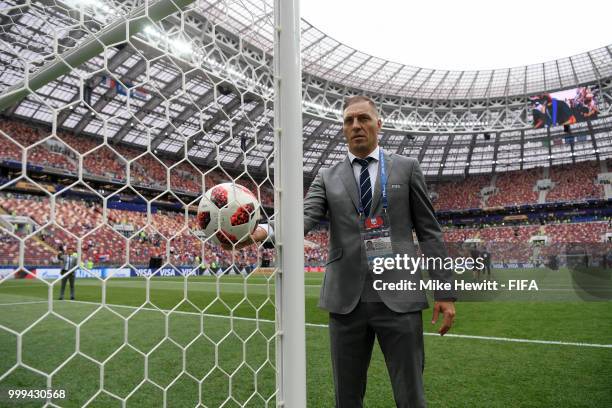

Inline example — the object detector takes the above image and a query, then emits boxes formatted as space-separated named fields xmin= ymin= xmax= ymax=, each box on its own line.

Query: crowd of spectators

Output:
xmin=547 ymin=161 xmax=604 ymax=202
xmin=304 ymin=228 xmax=329 ymax=267
xmin=0 ymin=230 xmax=56 ymax=266
xmin=443 ymin=221 xmax=610 ymax=263
xmin=0 ymin=193 xmax=285 ymax=269
xmin=432 ymin=175 xmax=490 ymax=211
xmin=430 ymin=163 xmax=606 ymax=210
xmin=0 ymin=121 xmax=76 ymax=172
xmin=3 ymin=120 xmax=606 ymax=211
xmin=0 ymin=118 xmax=609 ymax=270
xmin=1 ymin=192 xmax=609 ymax=268
xmin=443 ymin=222 xmax=608 ymax=244
xmin=486 ymin=168 xmax=541 ymax=206
xmin=0 ymin=120 xmax=274 ymax=206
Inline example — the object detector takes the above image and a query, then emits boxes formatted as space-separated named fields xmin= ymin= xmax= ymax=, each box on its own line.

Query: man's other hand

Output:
xmin=220 ymin=226 xmax=268 ymax=251
xmin=431 ymin=301 xmax=456 ymax=336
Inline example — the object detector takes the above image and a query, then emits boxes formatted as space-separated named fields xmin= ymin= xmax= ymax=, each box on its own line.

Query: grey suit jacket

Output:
xmin=304 ymin=150 xmax=454 ymax=314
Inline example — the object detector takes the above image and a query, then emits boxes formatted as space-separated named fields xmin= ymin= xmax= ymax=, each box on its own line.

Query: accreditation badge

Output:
xmin=361 ymin=212 xmax=393 ymax=269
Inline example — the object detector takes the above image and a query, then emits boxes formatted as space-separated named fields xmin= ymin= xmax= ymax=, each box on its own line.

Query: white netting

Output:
xmin=0 ymin=0 xmax=282 ymax=406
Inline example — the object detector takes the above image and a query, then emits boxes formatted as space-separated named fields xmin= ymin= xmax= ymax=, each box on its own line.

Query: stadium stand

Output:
xmin=443 ymin=222 xmax=608 ymax=243
xmin=1 ymin=119 xmax=276 ymax=206
xmin=432 ymin=175 xmax=490 ymax=211
xmin=547 ymin=161 xmax=604 ymax=202
xmin=1 ymin=192 xmax=609 ymax=267
xmin=0 ymin=192 xmax=312 ymax=268
xmin=0 ymin=117 xmax=607 ymax=270
xmin=487 ymin=168 xmax=541 ymax=207
xmin=3 ymin=118 xmax=604 ymax=212
xmin=442 ymin=222 xmax=610 ymax=263
xmin=544 ymin=221 xmax=609 ymax=243
xmin=1 ymin=117 xmax=607 ymax=271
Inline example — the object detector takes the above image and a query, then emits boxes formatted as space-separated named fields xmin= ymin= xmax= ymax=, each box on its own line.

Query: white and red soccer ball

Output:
xmin=196 ymin=183 xmax=260 ymax=246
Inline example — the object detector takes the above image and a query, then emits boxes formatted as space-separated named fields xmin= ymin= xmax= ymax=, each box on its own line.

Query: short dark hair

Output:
xmin=343 ymin=95 xmax=378 ymax=114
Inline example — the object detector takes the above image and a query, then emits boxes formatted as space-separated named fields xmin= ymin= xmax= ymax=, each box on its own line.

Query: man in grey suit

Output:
xmin=58 ymin=247 xmax=78 ymax=301
xmin=245 ymin=95 xmax=456 ymax=407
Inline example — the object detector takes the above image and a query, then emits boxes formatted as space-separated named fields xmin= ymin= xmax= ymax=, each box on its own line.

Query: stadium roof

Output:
xmin=0 ymin=0 xmax=611 ymax=179
xmin=300 ymin=21 xmax=612 ymax=100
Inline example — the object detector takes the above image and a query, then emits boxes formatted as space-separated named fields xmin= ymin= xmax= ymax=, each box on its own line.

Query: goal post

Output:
xmin=273 ymin=0 xmax=307 ymax=406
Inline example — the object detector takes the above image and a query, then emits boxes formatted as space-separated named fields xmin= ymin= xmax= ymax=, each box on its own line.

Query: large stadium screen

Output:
xmin=530 ymin=86 xmax=599 ymax=128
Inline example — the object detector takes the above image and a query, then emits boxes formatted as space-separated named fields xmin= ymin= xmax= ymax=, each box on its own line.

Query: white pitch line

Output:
xmin=0 ymin=300 xmax=48 ymax=306
xmin=1 ymin=299 xmax=610 ymax=349
xmin=428 ymin=333 xmax=612 ymax=348
xmin=133 ymin=280 xmax=324 ymax=288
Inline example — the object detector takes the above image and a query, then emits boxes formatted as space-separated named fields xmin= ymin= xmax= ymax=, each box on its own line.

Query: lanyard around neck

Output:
xmin=379 ymin=147 xmax=388 ymax=210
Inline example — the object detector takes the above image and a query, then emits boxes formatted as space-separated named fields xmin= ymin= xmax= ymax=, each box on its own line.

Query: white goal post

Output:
xmin=273 ymin=0 xmax=306 ymax=406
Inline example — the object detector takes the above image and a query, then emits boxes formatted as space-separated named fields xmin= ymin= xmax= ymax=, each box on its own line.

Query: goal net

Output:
xmin=0 ymin=0 xmax=304 ymax=406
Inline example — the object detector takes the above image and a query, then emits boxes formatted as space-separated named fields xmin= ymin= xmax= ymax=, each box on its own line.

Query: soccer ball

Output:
xmin=196 ymin=183 xmax=260 ymax=246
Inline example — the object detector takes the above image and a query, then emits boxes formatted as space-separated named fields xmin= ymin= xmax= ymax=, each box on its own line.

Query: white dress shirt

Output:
xmin=347 ymin=145 xmax=380 ymax=193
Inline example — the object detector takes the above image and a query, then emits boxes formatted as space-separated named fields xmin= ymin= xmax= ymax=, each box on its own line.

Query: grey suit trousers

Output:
xmin=329 ymin=301 xmax=426 ymax=408
xmin=59 ymin=269 xmax=75 ymax=300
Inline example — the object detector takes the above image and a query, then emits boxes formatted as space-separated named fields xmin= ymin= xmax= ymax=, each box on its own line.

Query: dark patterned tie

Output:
xmin=354 ymin=157 xmax=374 ymax=216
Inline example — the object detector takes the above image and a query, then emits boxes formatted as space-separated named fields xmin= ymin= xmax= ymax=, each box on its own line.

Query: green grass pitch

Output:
xmin=0 ymin=270 xmax=610 ymax=407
